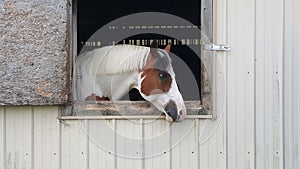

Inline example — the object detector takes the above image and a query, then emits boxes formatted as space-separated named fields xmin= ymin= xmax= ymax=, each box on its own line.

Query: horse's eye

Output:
xmin=158 ymin=72 xmax=168 ymax=80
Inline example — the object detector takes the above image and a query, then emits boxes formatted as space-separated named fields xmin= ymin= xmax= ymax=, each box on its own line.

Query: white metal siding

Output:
xmin=5 ymin=107 xmax=33 ymax=169
xmin=0 ymin=106 xmax=228 ymax=169
xmin=33 ymin=107 xmax=60 ymax=169
xmin=255 ymin=0 xmax=284 ymax=169
xmin=226 ymin=0 xmax=255 ymax=169
xmin=284 ymin=0 xmax=300 ymax=169
xmin=0 ymin=0 xmax=299 ymax=169
xmin=254 ymin=0 xmax=300 ymax=169
xmin=0 ymin=107 xmax=4 ymax=168
xmin=0 ymin=107 xmax=62 ymax=169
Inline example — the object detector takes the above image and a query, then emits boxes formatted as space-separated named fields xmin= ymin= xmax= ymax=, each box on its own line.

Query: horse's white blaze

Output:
xmin=138 ymin=73 xmax=186 ymax=122
xmin=167 ymin=78 xmax=186 ymax=121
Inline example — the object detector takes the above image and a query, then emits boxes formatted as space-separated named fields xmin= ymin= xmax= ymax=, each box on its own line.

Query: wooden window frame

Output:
xmin=60 ymin=0 xmax=217 ymax=120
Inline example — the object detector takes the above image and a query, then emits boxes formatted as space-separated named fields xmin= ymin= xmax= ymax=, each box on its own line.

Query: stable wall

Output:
xmin=0 ymin=0 xmax=299 ymax=169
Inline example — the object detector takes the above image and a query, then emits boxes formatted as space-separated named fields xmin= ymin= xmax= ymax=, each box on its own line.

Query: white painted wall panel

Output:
xmin=284 ymin=0 xmax=300 ymax=169
xmin=0 ymin=107 xmax=5 ymax=169
xmin=203 ymin=119 xmax=226 ymax=169
xmin=255 ymin=0 xmax=284 ymax=169
xmin=198 ymin=120 xmax=210 ymax=169
xmin=61 ymin=120 xmax=88 ymax=169
xmin=213 ymin=0 xmax=227 ymax=168
xmin=5 ymin=107 xmax=33 ymax=169
xmin=88 ymin=120 xmax=115 ymax=169
xmin=171 ymin=120 xmax=198 ymax=169
xmin=226 ymin=0 xmax=255 ymax=169
xmin=0 ymin=106 xmax=228 ymax=169
xmin=144 ymin=120 xmax=170 ymax=169
xmin=1 ymin=0 xmax=300 ymax=168
xmin=198 ymin=118 xmax=226 ymax=169
xmin=115 ymin=120 xmax=143 ymax=169
xmin=33 ymin=107 xmax=60 ymax=169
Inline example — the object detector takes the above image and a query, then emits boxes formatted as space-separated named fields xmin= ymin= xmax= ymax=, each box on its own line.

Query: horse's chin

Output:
xmin=165 ymin=115 xmax=174 ymax=122
xmin=165 ymin=113 xmax=184 ymax=123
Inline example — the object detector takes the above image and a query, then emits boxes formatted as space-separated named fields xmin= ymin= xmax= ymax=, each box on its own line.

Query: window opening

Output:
xmin=64 ymin=0 xmax=214 ymax=119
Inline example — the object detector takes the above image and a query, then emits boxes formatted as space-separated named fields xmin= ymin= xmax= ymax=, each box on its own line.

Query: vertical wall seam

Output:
xmin=113 ymin=119 xmax=117 ymax=169
xmin=3 ymin=107 xmax=6 ymax=169
xmin=282 ymin=0 xmax=286 ymax=166
xmin=253 ymin=0 xmax=257 ymax=168
xmin=58 ymin=107 xmax=62 ymax=169
xmin=289 ymin=0 xmax=295 ymax=158
xmin=86 ymin=120 xmax=89 ymax=169
xmin=141 ymin=119 xmax=145 ymax=169
xmin=31 ymin=106 xmax=34 ymax=169
xmin=296 ymin=3 xmax=299 ymax=167
xmin=225 ymin=0 xmax=229 ymax=167
xmin=169 ymin=123 xmax=172 ymax=169
xmin=196 ymin=119 xmax=200 ymax=169
xmin=280 ymin=1 xmax=286 ymax=169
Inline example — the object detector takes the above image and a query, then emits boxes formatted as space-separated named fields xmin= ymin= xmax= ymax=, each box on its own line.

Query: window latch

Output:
xmin=204 ymin=44 xmax=231 ymax=51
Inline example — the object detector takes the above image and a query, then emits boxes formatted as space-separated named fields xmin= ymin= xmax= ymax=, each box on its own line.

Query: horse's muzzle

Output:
xmin=164 ymin=100 xmax=179 ymax=122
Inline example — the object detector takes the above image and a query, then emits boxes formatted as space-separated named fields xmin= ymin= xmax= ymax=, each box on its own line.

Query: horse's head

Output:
xmin=137 ymin=44 xmax=186 ymax=122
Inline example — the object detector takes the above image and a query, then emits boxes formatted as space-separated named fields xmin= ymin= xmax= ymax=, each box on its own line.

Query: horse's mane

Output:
xmin=77 ymin=45 xmax=151 ymax=75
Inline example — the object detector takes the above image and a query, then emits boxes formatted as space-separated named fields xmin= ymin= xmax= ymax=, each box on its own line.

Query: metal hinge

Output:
xmin=204 ymin=44 xmax=231 ymax=51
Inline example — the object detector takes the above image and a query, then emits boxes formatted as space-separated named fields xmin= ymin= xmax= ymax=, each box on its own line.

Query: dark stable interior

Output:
xmin=77 ymin=0 xmax=201 ymax=100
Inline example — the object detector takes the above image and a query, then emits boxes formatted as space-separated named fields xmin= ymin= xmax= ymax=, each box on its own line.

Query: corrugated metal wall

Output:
xmin=225 ymin=0 xmax=255 ymax=168
xmin=255 ymin=0 xmax=300 ymax=169
xmin=0 ymin=106 xmax=226 ymax=169
xmin=0 ymin=0 xmax=299 ymax=169
xmin=255 ymin=0 xmax=284 ymax=169
xmin=283 ymin=0 xmax=300 ymax=169
xmin=0 ymin=107 xmax=61 ymax=169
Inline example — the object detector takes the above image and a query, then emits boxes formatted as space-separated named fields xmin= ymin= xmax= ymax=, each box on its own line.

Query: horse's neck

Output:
xmin=95 ymin=71 xmax=140 ymax=100
xmin=86 ymin=45 xmax=150 ymax=75
xmin=76 ymin=45 xmax=151 ymax=100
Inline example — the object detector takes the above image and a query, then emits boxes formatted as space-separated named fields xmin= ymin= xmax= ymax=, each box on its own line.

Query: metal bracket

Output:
xmin=204 ymin=44 xmax=231 ymax=51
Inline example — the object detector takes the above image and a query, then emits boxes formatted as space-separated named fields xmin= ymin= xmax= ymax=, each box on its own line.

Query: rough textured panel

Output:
xmin=0 ymin=0 xmax=69 ymax=105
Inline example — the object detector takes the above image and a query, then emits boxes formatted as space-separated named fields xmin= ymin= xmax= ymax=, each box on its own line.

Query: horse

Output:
xmin=75 ymin=43 xmax=186 ymax=122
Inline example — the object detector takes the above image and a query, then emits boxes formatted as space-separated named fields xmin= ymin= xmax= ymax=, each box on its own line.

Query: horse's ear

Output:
xmin=150 ymin=40 xmax=158 ymax=48
xmin=164 ymin=43 xmax=171 ymax=52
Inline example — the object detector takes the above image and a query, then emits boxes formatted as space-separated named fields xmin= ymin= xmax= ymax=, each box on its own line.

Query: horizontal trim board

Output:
xmin=59 ymin=115 xmax=213 ymax=120
xmin=67 ymin=101 xmax=211 ymax=117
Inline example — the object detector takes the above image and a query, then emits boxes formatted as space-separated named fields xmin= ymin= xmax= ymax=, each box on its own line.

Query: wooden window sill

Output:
xmin=60 ymin=101 xmax=212 ymax=120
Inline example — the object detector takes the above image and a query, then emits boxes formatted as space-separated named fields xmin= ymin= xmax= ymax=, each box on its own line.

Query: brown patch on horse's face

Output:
xmin=140 ymin=68 xmax=172 ymax=96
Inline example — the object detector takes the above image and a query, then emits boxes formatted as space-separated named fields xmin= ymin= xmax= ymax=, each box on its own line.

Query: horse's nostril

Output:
xmin=165 ymin=106 xmax=178 ymax=121
xmin=165 ymin=101 xmax=178 ymax=122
